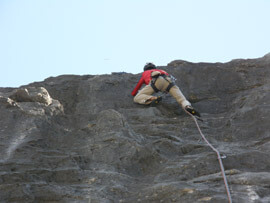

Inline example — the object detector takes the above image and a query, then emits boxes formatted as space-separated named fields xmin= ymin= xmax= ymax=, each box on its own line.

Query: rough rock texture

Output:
xmin=10 ymin=87 xmax=53 ymax=105
xmin=0 ymin=53 xmax=270 ymax=202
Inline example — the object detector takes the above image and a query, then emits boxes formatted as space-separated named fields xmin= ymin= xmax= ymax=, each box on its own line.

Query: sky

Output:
xmin=0 ymin=0 xmax=269 ymax=87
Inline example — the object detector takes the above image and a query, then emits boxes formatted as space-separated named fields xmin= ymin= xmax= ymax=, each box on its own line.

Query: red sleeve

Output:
xmin=131 ymin=76 xmax=144 ymax=96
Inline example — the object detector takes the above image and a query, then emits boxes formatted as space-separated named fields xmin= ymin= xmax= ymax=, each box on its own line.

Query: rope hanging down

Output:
xmin=185 ymin=111 xmax=233 ymax=203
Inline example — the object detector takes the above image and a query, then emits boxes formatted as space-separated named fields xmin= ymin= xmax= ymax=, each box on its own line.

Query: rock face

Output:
xmin=0 ymin=54 xmax=270 ymax=202
xmin=10 ymin=87 xmax=53 ymax=105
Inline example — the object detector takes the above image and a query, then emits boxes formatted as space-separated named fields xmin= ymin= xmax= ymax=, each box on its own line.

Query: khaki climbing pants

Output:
xmin=134 ymin=76 xmax=191 ymax=108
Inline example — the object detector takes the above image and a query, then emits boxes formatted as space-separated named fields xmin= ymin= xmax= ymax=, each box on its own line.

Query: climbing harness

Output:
xmin=185 ymin=110 xmax=233 ymax=203
xmin=151 ymin=74 xmax=176 ymax=93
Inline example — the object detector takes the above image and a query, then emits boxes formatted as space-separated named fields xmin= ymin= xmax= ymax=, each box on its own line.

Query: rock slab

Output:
xmin=0 ymin=54 xmax=270 ymax=202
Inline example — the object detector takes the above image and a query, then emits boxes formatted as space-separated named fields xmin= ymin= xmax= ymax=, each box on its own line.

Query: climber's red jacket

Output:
xmin=131 ymin=69 xmax=169 ymax=96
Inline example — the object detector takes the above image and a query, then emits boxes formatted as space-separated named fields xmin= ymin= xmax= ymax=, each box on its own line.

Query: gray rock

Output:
xmin=10 ymin=87 xmax=53 ymax=105
xmin=0 ymin=96 xmax=17 ymax=108
xmin=0 ymin=54 xmax=270 ymax=202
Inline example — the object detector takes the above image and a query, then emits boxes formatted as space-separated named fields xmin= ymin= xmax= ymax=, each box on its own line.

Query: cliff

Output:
xmin=0 ymin=54 xmax=270 ymax=202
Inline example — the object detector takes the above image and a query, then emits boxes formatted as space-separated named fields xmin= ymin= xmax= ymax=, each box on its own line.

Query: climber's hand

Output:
xmin=185 ymin=105 xmax=201 ymax=117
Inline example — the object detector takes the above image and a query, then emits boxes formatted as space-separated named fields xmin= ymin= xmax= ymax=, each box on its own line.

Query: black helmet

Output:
xmin=143 ymin=63 xmax=156 ymax=71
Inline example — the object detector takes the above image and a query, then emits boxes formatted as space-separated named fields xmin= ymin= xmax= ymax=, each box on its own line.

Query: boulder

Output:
xmin=10 ymin=87 xmax=52 ymax=105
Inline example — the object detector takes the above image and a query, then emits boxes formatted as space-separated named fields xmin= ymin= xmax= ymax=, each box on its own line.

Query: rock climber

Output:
xmin=131 ymin=62 xmax=200 ymax=117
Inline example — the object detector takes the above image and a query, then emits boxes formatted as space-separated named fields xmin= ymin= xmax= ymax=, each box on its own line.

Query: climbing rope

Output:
xmin=185 ymin=111 xmax=233 ymax=203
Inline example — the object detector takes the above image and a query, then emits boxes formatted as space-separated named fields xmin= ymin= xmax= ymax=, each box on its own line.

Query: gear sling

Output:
xmin=150 ymin=73 xmax=176 ymax=93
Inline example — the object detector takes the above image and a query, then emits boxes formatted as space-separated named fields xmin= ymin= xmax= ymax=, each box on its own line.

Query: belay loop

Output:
xmin=151 ymin=74 xmax=176 ymax=93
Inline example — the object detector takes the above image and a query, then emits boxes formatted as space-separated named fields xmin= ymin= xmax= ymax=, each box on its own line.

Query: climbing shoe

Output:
xmin=150 ymin=96 xmax=162 ymax=107
xmin=185 ymin=105 xmax=201 ymax=117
